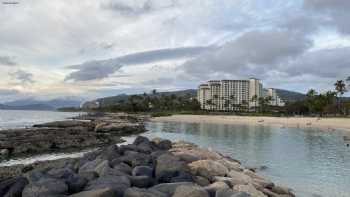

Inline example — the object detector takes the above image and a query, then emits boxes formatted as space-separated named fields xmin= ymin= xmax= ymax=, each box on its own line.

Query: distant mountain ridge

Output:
xmin=91 ymin=88 xmax=306 ymax=107
xmin=0 ymin=98 xmax=82 ymax=110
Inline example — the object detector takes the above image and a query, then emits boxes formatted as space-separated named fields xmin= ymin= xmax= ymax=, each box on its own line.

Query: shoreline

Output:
xmin=152 ymin=115 xmax=350 ymax=133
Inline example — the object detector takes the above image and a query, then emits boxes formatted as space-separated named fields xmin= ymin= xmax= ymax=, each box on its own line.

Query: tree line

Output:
xmin=285 ymin=77 xmax=350 ymax=116
xmin=99 ymin=89 xmax=201 ymax=113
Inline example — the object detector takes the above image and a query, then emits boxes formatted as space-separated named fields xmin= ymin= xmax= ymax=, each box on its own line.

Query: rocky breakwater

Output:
xmin=0 ymin=136 xmax=295 ymax=197
xmin=0 ymin=113 xmax=146 ymax=161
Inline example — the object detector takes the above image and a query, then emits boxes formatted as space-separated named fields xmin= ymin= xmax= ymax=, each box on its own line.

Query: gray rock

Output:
xmin=151 ymin=182 xmax=195 ymax=196
xmin=170 ymin=171 xmax=194 ymax=183
xmin=130 ymin=176 xmax=155 ymax=188
xmin=172 ymin=185 xmax=209 ymax=197
xmin=120 ymin=151 xmax=152 ymax=167
xmin=193 ymin=176 xmax=210 ymax=187
xmin=124 ymin=187 xmax=167 ymax=197
xmin=133 ymin=136 xmax=150 ymax=146
xmin=156 ymin=140 xmax=172 ymax=150
xmin=155 ymin=153 xmax=188 ymax=183
xmin=214 ymin=188 xmax=236 ymax=197
xmin=0 ymin=177 xmax=28 ymax=197
xmin=22 ymin=178 xmax=68 ymax=197
xmin=66 ymin=175 xmax=88 ymax=193
xmin=113 ymin=163 xmax=132 ymax=175
xmin=93 ymin=160 xmax=127 ymax=177
xmin=188 ymin=160 xmax=229 ymax=180
xmin=47 ymin=168 xmax=75 ymax=180
xmin=78 ymin=172 xmax=99 ymax=182
xmin=84 ymin=175 xmax=130 ymax=197
xmin=69 ymin=188 xmax=114 ymax=197
xmin=96 ymin=145 xmax=120 ymax=161
xmin=132 ymin=166 xmax=153 ymax=177
xmin=79 ymin=159 xmax=103 ymax=175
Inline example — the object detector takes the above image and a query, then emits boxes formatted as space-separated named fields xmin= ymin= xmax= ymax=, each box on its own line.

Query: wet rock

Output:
xmin=22 ymin=178 xmax=68 ymax=197
xmin=69 ymin=188 xmax=114 ymax=197
xmin=79 ymin=159 xmax=103 ymax=175
xmin=132 ymin=166 xmax=153 ymax=177
xmin=124 ymin=187 xmax=167 ymax=197
xmin=188 ymin=160 xmax=229 ymax=180
xmin=154 ymin=139 xmax=172 ymax=150
xmin=270 ymin=185 xmax=294 ymax=196
xmin=172 ymin=185 xmax=209 ymax=197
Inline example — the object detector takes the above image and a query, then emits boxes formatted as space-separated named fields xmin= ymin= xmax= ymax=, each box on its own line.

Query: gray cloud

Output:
xmin=65 ymin=60 xmax=123 ymax=81
xmin=0 ymin=89 xmax=19 ymax=96
xmin=101 ymin=0 xmax=175 ymax=16
xmin=304 ymin=0 xmax=350 ymax=34
xmin=0 ymin=56 xmax=17 ymax=66
xmin=182 ymin=30 xmax=312 ymax=79
xmin=66 ymin=46 xmax=212 ymax=81
xmin=10 ymin=69 xmax=34 ymax=84
xmin=284 ymin=47 xmax=350 ymax=78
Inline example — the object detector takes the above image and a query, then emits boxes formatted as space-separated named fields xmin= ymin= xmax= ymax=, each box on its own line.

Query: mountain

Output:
xmin=95 ymin=89 xmax=197 ymax=107
xmin=91 ymin=89 xmax=307 ymax=108
xmin=0 ymin=104 xmax=54 ymax=111
xmin=275 ymin=89 xmax=306 ymax=103
xmin=1 ymin=98 xmax=82 ymax=110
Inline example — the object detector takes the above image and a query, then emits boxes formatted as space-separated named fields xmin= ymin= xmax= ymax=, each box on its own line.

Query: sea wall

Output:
xmin=0 ymin=136 xmax=295 ymax=197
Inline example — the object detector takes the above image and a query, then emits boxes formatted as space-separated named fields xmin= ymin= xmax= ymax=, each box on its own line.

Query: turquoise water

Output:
xmin=142 ymin=121 xmax=350 ymax=197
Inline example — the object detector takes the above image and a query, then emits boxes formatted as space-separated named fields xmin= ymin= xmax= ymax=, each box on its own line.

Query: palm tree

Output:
xmin=152 ymin=89 xmax=157 ymax=95
xmin=334 ymin=80 xmax=348 ymax=114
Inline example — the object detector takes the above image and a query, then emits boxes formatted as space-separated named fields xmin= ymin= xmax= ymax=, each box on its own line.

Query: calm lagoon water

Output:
xmin=136 ymin=121 xmax=350 ymax=197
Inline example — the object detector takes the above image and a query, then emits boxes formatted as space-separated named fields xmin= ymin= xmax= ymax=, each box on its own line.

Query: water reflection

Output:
xmin=143 ymin=121 xmax=350 ymax=197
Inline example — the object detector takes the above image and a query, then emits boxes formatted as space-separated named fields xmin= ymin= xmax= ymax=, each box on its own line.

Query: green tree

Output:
xmin=334 ymin=80 xmax=348 ymax=114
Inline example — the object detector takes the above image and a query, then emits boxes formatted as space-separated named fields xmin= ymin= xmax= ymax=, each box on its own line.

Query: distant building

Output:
xmin=81 ymin=101 xmax=100 ymax=110
xmin=197 ymin=78 xmax=284 ymax=111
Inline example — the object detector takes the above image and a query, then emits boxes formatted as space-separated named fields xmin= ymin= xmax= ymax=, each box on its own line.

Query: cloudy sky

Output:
xmin=1 ymin=0 xmax=350 ymax=102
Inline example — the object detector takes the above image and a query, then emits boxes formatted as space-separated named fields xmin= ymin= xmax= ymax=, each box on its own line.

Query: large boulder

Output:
xmin=188 ymin=160 xmax=229 ymax=180
xmin=227 ymin=170 xmax=253 ymax=185
xmin=155 ymin=153 xmax=188 ymax=183
xmin=0 ymin=177 xmax=28 ymax=197
xmin=204 ymin=182 xmax=230 ymax=197
xmin=96 ymin=145 xmax=120 ymax=161
xmin=22 ymin=178 xmax=68 ymax=197
xmin=233 ymin=184 xmax=267 ymax=197
xmin=172 ymin=185 xmax=209 ymax=197
xmin=79 ymin=159 xmax=103 ymax=175
xmin=124 ymin=187 xmax=167 ymax=197
xmin=151 ymin=182 xmax=196 ymax=196
xmin=94 ymin=160 xmax=128 ymax=177
xmin=113 ymin=163 xmax=132 ymax=175
xmin=69 ymin=188 xmax=114 ymax=197
xmin=84 ymin=175 xmax=130 ymax=197
xmin=119 ymin=151 xmax=152 ymax=167
xmin=129 ymin=176 xmax=155 ymax=188
xmin=132 ymin=166 xmax=153 ymax=177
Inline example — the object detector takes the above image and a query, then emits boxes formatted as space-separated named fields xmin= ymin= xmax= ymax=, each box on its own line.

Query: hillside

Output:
xmin=1 ymin=98 xmax=82 ymax=110
xmin=0 ymin=104 xmax=55 ymax=111
xmin=275 ymin=89 xmax=306 ymax=102
xmin=96 ymin=89 xmax=197 ymax=107
xmin=90 ymin=88 xmax=306 ymax=107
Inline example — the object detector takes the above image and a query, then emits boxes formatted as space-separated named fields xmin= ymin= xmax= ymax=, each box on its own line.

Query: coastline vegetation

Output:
xmin=61 ymin=78 xmax=350 ymax=118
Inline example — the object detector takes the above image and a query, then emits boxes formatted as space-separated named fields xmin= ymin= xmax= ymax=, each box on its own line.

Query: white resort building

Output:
xmin=197 ymin=78 xmax=285 ymax=111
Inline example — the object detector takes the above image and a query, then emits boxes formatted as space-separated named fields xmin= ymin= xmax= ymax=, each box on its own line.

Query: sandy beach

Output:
xmin=152 ymin=115 xmax=350 ymax=133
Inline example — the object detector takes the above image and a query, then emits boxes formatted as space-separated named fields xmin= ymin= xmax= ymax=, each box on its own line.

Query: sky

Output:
xmin=0 ymin=0 xmax=350 ymax=102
